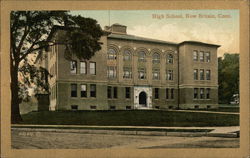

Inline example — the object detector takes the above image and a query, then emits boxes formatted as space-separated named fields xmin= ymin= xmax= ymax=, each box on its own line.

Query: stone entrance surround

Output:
xmin=134 ymin=86 xmax=152 ymax=109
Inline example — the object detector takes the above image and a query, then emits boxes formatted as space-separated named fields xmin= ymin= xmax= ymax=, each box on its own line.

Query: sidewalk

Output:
xmin=11 ymin=124 xmax=240 ymax=138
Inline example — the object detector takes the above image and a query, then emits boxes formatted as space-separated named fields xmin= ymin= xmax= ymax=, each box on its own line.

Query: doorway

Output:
xmin=139 ymin=91 xmax=147 ymax=107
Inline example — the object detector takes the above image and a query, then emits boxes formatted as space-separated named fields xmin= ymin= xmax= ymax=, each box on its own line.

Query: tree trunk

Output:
xmin=11 ymin=64 xmax=22 ymax=123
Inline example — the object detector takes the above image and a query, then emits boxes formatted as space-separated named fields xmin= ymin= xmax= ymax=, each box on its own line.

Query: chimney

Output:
xmin=104 ymin=23 xmax=127 ymax=34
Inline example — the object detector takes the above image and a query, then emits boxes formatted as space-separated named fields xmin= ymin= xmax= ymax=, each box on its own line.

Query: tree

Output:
xmin=218 ymin=53 xmax=239 ymax=104
xmin=10 ymin=11 xmax=103 ymax=123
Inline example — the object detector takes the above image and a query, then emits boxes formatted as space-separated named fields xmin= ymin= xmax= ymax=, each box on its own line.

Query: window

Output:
xmin=126 ymin=106 xmax=132 ymax=110
xmin=138 ymin=51 xmax=146 ymax=62
xmin=90 ymin=84 xmax=96 ymax=97
xmin=200 ymin=88 xmax=205 ymax=99
xmin=80 ymin=84 xmax=87 ymax=97
xmin=70 ymin=61 xmax=77 ymax=74
xmin=71 ymin=105 xmax=78 ymax=110
xmin=206 ymin=88 xmax=210 ymax=99
xmin=206 ymin=52 xmax=210 ymax=62
xmin=154 ymin=88 xmax=159 ymax=99
xmin=194 ymin=69 xmax=198 ymax=80
xmin=113 ymin=87 xmax=118 ymax=98
xmin=194 ymin=88 xmax=198 ymax=99
xmin=167 ymin=54 xmax=173 ymax=64
xmin=170 ymin=89 xmax=174 ymax=99
xmin=200 ymin=69 xmax=204 ymax=80
xmin=193 ymin=50 xmax=198 ymax=61
xmin=166 ymin=88 xmax=169 ymax=99
xmin=123 ymin=50 xmax=131 ymax=61
xmin=123 ymin=67 xmax=132 ymax=79
xmin=125 ymin=87 xmax=130 ymax=99
xmin=71 ymin=84 xmax=77 ymax=97
xmin=152 ymin=69 xmax=160 ymax=80
xmin=90 ymin=106 xmax=97 ymax=110
xmin=80 ymin=61 xmax=86 ymax=74
xmin=138 ymin=68 xmax=146 ymax=79
xmin=110 ymin=106 xmax=116 ymax=110
xmin=166 ymin=70 xmax=173 ymax=80
xmin=107 ymin=86 xmax=112 ymax=98
xmin=206 ymin=70 xmax=211 ymax=80
xmin=108 ymin=48 xmax=117 ymax=60
xmin=107 ymin=66 xmax=117 ymax=78
xmin=200 ymin=51 xmax=204 ymax=62
xmin=152 ymin=53 xmax=160 ymax=64
xmin=90 ymin=62 xmax=96 ymax=75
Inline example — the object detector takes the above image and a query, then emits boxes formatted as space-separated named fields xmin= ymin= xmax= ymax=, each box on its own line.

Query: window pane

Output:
xmin=108 ymin=66 xmax=117 ymax=78
xmin=81 ymin=84 xmax=87 ymax=97
xmin=138 ymin=68 xmax=146 ymax=79
xmin=153 ymin=53 xmax=160 ymax=64
xmin=167 ymin=54 xmax=173 ymax=64
xmin=90 ymin=84 xmax=96 ymax=97
xmin=200 ymin=88 xmax=204 ymax=99
xmin=108 ymin=48 xmax=117 ymax=60
xmin=90 ymin=62 xmax=96 ymax=75
xmin=166 ymin=88 xmax=169 ymax=99
xmin=70 ymin=61 xmax=77 ymax=74
xmin=113 ymin=87 xmax=118 ymax=98
xmin=125 ymin=87 xmax=130 ymax=98
xmin=206 ymin=52 xmax=210 ymax=62
xmin=193 ymin=51 xmax=198 ymax=61
xmin=200 ymin=51 xmax=204 ymax=62
xmin=138 ymin=51 xmax=146 ymax=62
xmin=166 ymin=70 xmax=173 ymax=80
xmin=153 ymin=69 xmax=160 ymax=80
xmin=80 ymin=61 xmax=86 ymax=74
xmin=71 ymin=84 xmax=77 ymax=97
xmin=171 ymin=89 xmax=174 ymax=99
xmin=194 ymin=88 xmax=198 ymax=99
xmin=155 ymin=88 xmax=159 ymax=99
xmin=124 ymin=50 xmax=131 ymax=61
xmin=194 ymin=69 xmax=198 ymax=80
xmin=200 ymin=69 xmax=204 ymax=80
xmin=206 ymin=70 xmax=211 ymax=80
xmin=123 ymin=67 xmax=132 ymax=78
xmin=206 ymin=88 xmax=210 ymax=99
xmin=107 ymin=86 xmax=112 ymax=98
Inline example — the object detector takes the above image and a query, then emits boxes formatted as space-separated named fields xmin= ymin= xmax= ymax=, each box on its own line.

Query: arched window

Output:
xmin=152 ymin=53 xmax=160 ymax=64
xmin=138 ymin=51 xmax=146 ymax=62
xmin=108 ymin=48 xmax=117 ymax=60
xmin=167 ymin=54 xmax=173 ymax=64
xmin=123 ymin=50 xmax=131 ymax=61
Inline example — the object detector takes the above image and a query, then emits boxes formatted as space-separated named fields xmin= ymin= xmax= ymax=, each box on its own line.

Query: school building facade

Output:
xmin=36 ymin=24 xmax=220 ymax=111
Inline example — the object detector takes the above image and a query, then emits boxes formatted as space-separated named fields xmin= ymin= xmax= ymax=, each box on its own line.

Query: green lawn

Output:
xmin=19 ymin=110 xmax=239 ymax=127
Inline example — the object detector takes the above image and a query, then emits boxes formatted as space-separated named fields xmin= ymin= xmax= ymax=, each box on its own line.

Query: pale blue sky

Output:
xmin=70 ymin=10 xmax=239 ymax=56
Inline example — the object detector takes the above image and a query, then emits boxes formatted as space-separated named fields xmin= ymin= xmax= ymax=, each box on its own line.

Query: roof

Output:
xmin=178 ymin=41 xmax=220 ymax=48
xmin=108 ymin=33 xmax=178 ymax=45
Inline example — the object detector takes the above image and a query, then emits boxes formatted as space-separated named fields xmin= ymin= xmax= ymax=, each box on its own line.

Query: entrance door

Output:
xmin=139 ymin=91 xmax=147 ymax=107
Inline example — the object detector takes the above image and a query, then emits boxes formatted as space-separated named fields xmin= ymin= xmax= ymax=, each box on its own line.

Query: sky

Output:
xmin=70 ymin=10 xmax=239 ymax=57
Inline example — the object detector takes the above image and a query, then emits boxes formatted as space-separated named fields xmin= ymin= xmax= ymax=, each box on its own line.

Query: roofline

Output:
xmin=108 ymin=34 xmax=178 ymax=46
xmin=178 ymin=41 xmax=221 ymax=48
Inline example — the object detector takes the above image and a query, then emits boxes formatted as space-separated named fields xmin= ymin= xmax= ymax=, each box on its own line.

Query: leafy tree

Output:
xmin=10 ymin=11 xmax=103 ymax=123
xmin=218 ymin=53 xmax=239 ymax=104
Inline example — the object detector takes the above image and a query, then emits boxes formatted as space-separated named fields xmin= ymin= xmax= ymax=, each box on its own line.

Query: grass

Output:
xmin=19 ymin=110 xmax=239 ymax=127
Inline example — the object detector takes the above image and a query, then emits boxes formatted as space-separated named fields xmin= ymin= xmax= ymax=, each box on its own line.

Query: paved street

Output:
xmin=12 ymin=129 xmax=239 ymax=149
